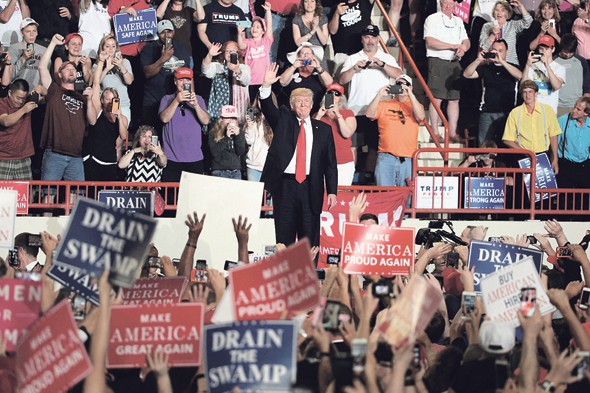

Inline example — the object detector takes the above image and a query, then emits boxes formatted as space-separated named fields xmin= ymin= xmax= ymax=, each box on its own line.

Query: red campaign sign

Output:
xmin=1 ymin=278 xmax=42 ymax=352
xmin=341 ymin=223 xmax=415 ymax=276
xmin=16 ymin=300 xmax=93 ymax=393
xmin=319 ymin=191 xmax=409 ymax=268
xmin=107 ymin=302 xmax=205 ymax=368
xmin=229 ymin=239 xmax=320 ymax=321
xmin=121 ymin=277 xmax=188 ymax=305
xmin=453 ymin=0 xmax=471 ymax=24
xmin=0 ymin=181 xmax=29 ymax=215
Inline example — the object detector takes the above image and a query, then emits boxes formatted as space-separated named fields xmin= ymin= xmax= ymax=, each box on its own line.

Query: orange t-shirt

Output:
xmin=373 ymin=98 xmax=422 ymax=158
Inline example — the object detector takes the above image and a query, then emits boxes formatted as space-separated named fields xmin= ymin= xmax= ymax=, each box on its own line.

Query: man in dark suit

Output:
xmin=259 ymin=64 xmax=338 ymax=248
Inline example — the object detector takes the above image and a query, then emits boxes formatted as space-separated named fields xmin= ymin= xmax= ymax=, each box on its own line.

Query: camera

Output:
xmin=146 ymin=256 xmax=163 ymax=269
xmin=372 ymin=278 xmax=395 ymax=298
xmin=387 ymin=85 xmax=403 ymax=95
xmin=362 ymin=61 xmax=372 ymax=69
xmin=8 ymin=248 xmax=18 ymax=267
xmin=475 ymin=154 xmax=491 ymax=161
xmin=151 ymin=135 xmax=158 ymax=145
xmin=183 ymin=83 xmax=191 ymax=92
xmin=327 ymin=254 xmax=340 ymax=265
xmin=247 ymin=107 xmax=255 ymax=121
xmin=301 ymin=59 xmax=312 ymax=66
xmin=483 ymin=52 xmax=496 ymax=59
xmin=415 ymin=220 xmax=468 ymax=248
xmin=74 ymin=81 xmax=88 ymax=93
xmin=28 ymin=234 xmax=42 ymax=247
xmin=557 ymin=246 xmax=572 ymax=258
xmin=230 ymin=53 xmax=238 ymax=65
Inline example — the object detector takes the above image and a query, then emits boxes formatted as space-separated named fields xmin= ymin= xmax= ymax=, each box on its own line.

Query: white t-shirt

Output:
xmin=341 ymin=50 xmax=401 ymax=116
xmin=527 ymin=61 xmax=566 ymax=112
xmin=79 ymin=2 xmax=112 ymax=58
xmin=424 ymin=12 xmax=468 ymax=61
xmin=0 ymin=0 xmax=24 ymax=47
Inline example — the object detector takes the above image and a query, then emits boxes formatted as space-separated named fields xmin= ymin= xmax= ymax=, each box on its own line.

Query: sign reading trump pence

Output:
xmin=480 ymin=257 xmax=555 ymax=327
xmin=107 ymin=302 xmax=205 ymax=368
xmin=53 ymin=198 xmax=157 ymax=288
xmin=341 ymin=223 xmax=415 ymax=276
xmin=229 ymin=240 xmax=320 ymax=321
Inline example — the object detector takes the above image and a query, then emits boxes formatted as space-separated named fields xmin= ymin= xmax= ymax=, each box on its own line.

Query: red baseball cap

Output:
xmin=326 ymin=83 xmax=344 ymax=95
xmin=59 ymin=61 xmax=77 ymax=72
xmin=174 ymin=67 xmax=193 ymax=79
xmin=65 ymin=33 xmax=83 ymax=44
xmin=538 ymin=35 xmax=554 ymax=47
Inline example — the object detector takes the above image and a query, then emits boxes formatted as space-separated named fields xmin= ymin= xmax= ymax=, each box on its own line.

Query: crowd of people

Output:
xmin=3 ymin=200 xmax=590 ymax=392
xmin=1 ymin=0 xmax=588 ymax=193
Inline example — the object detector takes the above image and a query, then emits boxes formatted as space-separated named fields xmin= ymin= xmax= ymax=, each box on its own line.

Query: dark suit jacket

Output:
xmin=260 ymin=92 xmax=338 ymax=215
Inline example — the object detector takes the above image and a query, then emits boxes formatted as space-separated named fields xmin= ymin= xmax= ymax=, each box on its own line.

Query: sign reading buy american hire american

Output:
xmin=341 ymin=223 xmax=415 ymax=276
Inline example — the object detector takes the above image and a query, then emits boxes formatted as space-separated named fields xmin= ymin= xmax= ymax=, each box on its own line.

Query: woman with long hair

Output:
xmin=202 ymin=40 xmax=251 ymax=124
xmin=529 ymin=0 xmax=563 ymax=50
xmin=479 ymin=0 xmax=531 ymax=67
xmin=118 ymin=125 xmax=167 ymax=182
xmin=292 ymin=0 xmax=329 ymax=69
xmin=208 ymin=105 xmax=246 ymax=179
xmin=54 ymin=33 xmax=93 ymax=85
xmin=245 ymin=93 xmax=275 ymax=181
xmin=78 ymin=0 xmax=112 ymax=59
xmin=314 ymin=83 xmax=357 ymax=185
xmin=93 ymin=35 xmax=134 ymax=121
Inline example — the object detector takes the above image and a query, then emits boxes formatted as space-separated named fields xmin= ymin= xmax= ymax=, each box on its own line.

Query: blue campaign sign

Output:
xmin=98 ymin=190 xmax=154 ymax=216
xmin=204 ymin=320 xmax=297 ymax=393
xmin=53 ymin=198 xmax=157 ymax=288
xmin=47 ymin=263 xmax=100 ymax=306
xmin=463 ymin=178 xmax=505 ymax=209
xmin=518 ymin=153 xmax=558 ymax=203
xmin=468 ymin=240 xmax=543 ymax=292
xmin=113 ymin=8 xmax=157 ymax=46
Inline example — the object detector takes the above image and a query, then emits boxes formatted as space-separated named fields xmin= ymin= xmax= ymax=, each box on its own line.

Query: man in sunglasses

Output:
xmin=365 ymin=74 xmax=425 ymax=207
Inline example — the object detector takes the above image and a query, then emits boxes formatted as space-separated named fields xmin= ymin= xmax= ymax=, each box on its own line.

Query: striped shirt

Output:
xmin=479 ymin=14 xmax=533 ymax=67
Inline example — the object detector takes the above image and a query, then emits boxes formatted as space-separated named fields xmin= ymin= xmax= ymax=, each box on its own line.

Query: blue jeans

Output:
xmin=247 ymin=167 xmax=262 ymax=182
xmin=270 ymin=13 xmax=289 ymax=64
xmin=212 ymin=169 xmax=241 ymax=179
xmin=478 ymin=112 xmax=506 ymax=146
xmin=41 ymin=149 xmax=85 ymax=195
xmin=375 ymin=153 xmax=413 ymax=208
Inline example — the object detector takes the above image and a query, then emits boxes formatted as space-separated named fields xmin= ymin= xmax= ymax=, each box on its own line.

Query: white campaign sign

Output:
xmin=176 ymin=173 xmax=264 ymax=270
xmin=415 ymin=176 xmax=459 ymax=209
xmin=480 ymin=256 xmax=555 ymax=327
xmin=0 ymin=190 xmax=18 ymax=249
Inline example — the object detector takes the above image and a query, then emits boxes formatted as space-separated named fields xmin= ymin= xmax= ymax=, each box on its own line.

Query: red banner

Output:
xmin=341 ymin=223 xmax=415 ymax=276
xmin=0 ymin=181 xmax=29 ymax=215
xmin=229 ymin=239 xmax=320 ymax=321
xmin=1 ymin=278 xmax=42 ymax=351
xmin=107 ymin=302 xmax=205 ymax=368
xmin=319 ymin=191 xmax=408 ymax=268
xmin=453 ymin=0 xmax=472 ymax=24
xmin=16 ymin=300 xmax=93 ymax=393
xmin=121 ymin=277 xmax=188 ymax=305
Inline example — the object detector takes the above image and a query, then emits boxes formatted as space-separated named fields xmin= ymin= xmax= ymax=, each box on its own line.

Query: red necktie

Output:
xmin=296 ymin=119 xmax=306 ymax=183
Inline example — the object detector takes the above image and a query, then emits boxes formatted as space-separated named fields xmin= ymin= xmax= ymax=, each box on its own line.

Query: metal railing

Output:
xmin=373 ymin=0 xmax=448 ymax=158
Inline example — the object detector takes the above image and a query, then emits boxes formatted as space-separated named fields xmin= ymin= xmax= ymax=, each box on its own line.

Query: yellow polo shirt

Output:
xmin=502 ymin=102 xmax=561 ymax=153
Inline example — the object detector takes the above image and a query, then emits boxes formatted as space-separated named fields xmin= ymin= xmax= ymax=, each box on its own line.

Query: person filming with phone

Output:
xmin=463 ymin=39 xmax=522 ymax=146
xmin=0 ymin=79 xmax=46 ymax=180
xmin=365 ymin=74 xmax=425 ymax=205
xmin=159 ymin=67 xmax=210 ymax=181
xmin=118 ymin=125 xmax=167 ymax=182
xmin=314 ymin=83 xmax=357 ymax=185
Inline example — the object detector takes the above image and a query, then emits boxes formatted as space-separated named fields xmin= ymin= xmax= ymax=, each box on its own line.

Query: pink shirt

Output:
xmin=573 ymin=18 xmax=590 ymax=59
xmin=242 ymin=34 xmax=273 ymax=85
